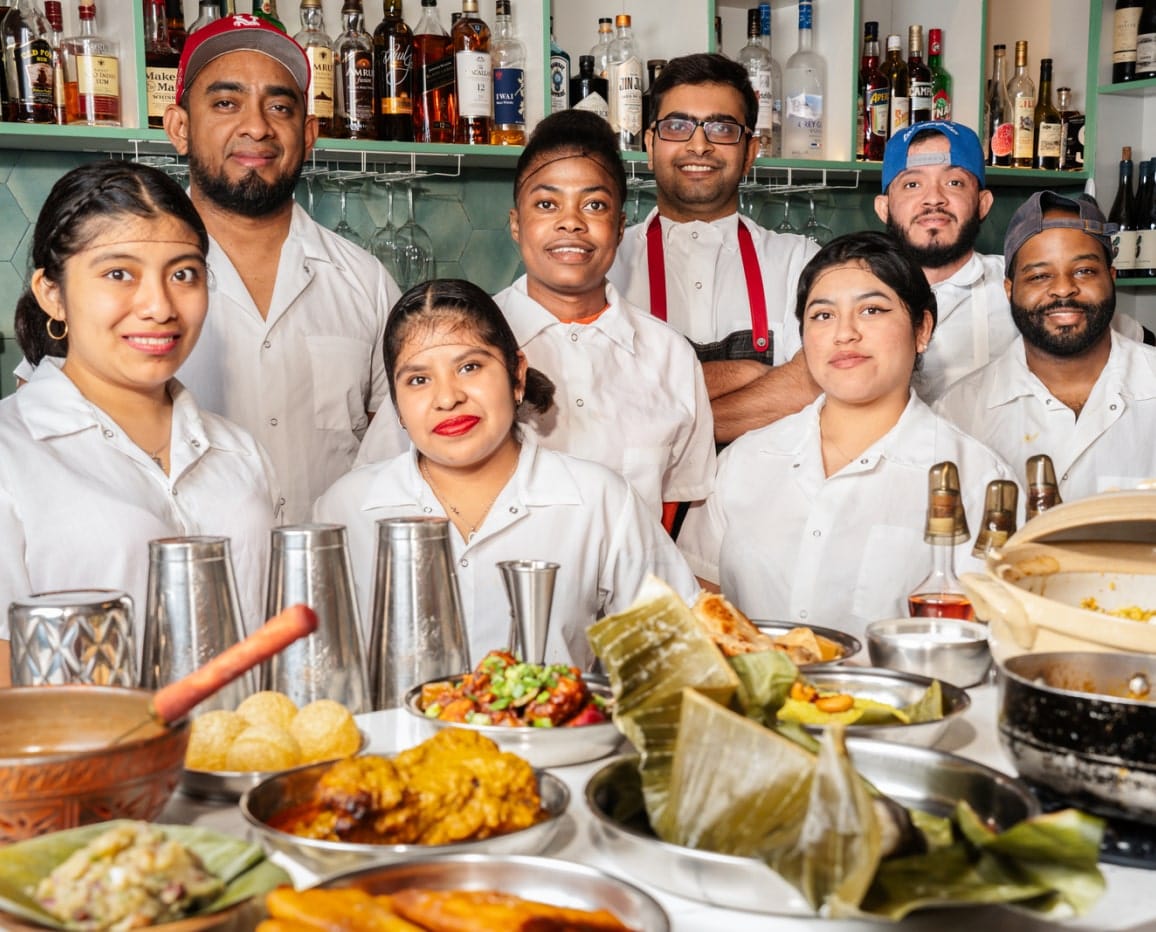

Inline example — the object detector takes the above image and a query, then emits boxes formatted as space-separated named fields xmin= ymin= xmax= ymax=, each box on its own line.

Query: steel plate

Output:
xmin=752 ymin=620 xmax=863 ymax=667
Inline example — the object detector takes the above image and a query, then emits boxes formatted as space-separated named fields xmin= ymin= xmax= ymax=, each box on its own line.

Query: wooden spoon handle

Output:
xmin=149 ymin=604 xmax=318 ymax=725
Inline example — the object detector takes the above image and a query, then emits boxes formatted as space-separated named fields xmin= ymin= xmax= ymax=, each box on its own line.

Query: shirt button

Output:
xmin=459 ymin=558 xmax=469 ymax=568
xmin=423 ymin=506 xmax=432 ymax=513
xmin=1062 ymin=472 xmax=1070 ymax=481
xmin=691 ymin=231 xmax=699 ymax=239
xmin=269 ymin=417 xmax=278 ymax=426
xmin=191 ymin=439 xmax=201 ymax=448
xmin=1110 ymin=403 xmax=1118 ymax=411
xmin=508 ymin=506 xmax=518 ymax=514
xmin=171 ymin=488 xmax=178 ymax=497
xmin=263 ymin=340 xmax=272 ymax=349
xmin=860 ymin=458 xmax=868 ymax=464
xmin=570 ymin=332 xmax=579 ymax=342
xmin=576 ymin=398 xmax=584 ymax=407
xmin=694 ymin=281 xmax=703 ymax=290
xmin=812 ymin=529 xmax=821 ymax=537
xmin=799 ymin=610 xmax=809 ymax=619
xmin=102 ymin=428 xmax=114 ymax=438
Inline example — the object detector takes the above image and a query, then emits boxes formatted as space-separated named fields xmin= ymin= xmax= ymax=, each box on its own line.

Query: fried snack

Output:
xmin=184 ymin=709 xmax=249 ymax=771
xmin=225 ymin=722 xmax=302 ymax=771
xmin=390 ymin=889 xmax=633 ymax=932
xmin=262 ymin=887 xmax=424 ymax=931
xmin=237 ymin=690 xmax=300 ymax=731
xmin=691 ymin=592 xmax=777 ymax=656
xmin=291 ymin=698 xmax=362 ymax=763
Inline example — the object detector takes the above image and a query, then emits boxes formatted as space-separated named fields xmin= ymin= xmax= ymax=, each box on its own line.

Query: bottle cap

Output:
xmin=908 ymin=24 xmax=923 ymax=53
xmin=924 ymin=461 xmax=970 ymax=544
xmin=887 ymin=34 xmax=901 ymax=51
xmin=615 ymin=14 xmax=631 ymax=28
xmin=1025 ymin=454 xmax=1062 ymax=519
xmin=864 ymin=21 xmax=879 ymax=40
xmin=972 ymin=480 xmax=1019 ymax=558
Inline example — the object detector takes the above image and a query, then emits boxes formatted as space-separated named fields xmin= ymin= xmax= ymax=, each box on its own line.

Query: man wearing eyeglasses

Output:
xmin=608 ymin=53 xmax=820 ymax=444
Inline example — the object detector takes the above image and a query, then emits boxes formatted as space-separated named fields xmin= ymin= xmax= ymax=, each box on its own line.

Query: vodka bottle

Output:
xmin=737 ymin=7 xmax=774 ymax=159
xmin=758 ymin=2 xmax=781 ymax=156
xmin=606 ymin=13 xmax=642 ymax=152
xmin=782 ymin=0 xmax=825 ymax=158
xmin=489 ymin=0 xmax=524 ymax=145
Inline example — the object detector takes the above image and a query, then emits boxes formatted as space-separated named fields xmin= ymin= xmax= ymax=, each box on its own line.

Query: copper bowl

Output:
xmin=0 ymin=686 xmax=189 ymax=843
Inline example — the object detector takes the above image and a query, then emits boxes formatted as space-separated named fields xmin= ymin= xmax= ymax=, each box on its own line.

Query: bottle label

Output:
xmin=889 ymin=95 xmax=909 ymax=135
xmin=384 ymin=42 xmax=413 ymax=115
xmin=750 ymin=66 xmax=773 ymax=131
xmin=608 ymin=56 xmax=643 ymax=137
xmin=16 ymin=39 xmax=54 ymax=109
xmin=1113 ymin=229 xmax=1138 ymax=271
xmin=1138 ymin=32 xmax=1156 ymax=71
xmin=550 ymin=54 xmax=569 ymax=112
xmin=455 ymin=50 xmax=492 ymax=118
xmin=306 ymin=46 xmax=334 ymax=119
xmin=77 ymin=54 xmax=119 ymax=98
xmin=1060 ymin=115 xmax=1085 ymax=169
xmin=493 ymin=66 xmax=525 ymax=126
xmin=339 ymin=49 xmax=376 ymax=125
xmin=1115 ymin=8 xmax=1143 ymax=63
xmin=1037 ymin=122 xmax=1062 ymax=158
xmin=1137 ymin=229 xmax=1156 ymax=271
xmin=1012 ymin=97 xmax=1035 ymax=159
xmin=785 ymin=90 xmax=823 ymax=154
xmin=910 ymin=80 xmax=932 ymax=113
xmin=868 ymin=86 xmax=889 ymax=135
xmin=145 ymin=65 xmax=177 ymax=119
xmin=932 ymin=88 xmax=951 ymax=121
xmin=990 ymin=120 xmax=1013 ymax=159
xmin=573 ymin=90 xmax=608 ymax=120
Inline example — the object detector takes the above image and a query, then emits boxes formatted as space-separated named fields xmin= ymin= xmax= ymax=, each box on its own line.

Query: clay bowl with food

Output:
xmin=752 ymin=620 xmax=863 ymax=667
xmin=866 ymin=617 xmax=992 ymax=688
xmin=0 ymin=686 xmax=188 ymax=844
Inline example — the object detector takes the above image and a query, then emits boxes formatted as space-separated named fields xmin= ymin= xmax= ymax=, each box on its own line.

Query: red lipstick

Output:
xmin=433 ymin=415 xmax=480 ymax=436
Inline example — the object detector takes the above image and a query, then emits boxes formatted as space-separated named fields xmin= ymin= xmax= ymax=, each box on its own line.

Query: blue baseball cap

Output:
xmin=881 ymin=121 xmax=986 ymax=191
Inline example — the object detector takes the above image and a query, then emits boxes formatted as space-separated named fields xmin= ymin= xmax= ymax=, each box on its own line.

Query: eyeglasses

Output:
xmin=651 ymin=117 xmax=750 ymax=145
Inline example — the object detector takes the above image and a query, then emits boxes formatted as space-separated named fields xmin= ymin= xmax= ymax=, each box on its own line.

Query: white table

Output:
xmin=161 ymin=687 xmax=1156 ymax=932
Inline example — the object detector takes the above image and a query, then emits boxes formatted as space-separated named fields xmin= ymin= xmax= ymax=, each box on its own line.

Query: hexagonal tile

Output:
xmin=460 ymin=169 xmax=515 ymax=229
xmin=414 ymin=193 xmax=472 ymax=264
xmin=0 ymin=151 xmax=19 ymax=184
xmin=0 ymin=186 xmax=26 ymax=262
xmin=5 ymin=151 xmax=103 ymax=224
xmin=459 ymin=229 xmax=522 ymax=294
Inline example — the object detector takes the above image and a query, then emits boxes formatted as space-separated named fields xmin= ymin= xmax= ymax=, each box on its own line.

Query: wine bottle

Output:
xmin=569 ymin=54 xmax=608 ymax=121
xmin=882 ymin=33 xmax=908 ymax=138
xmin=412 ymin=0 xmax=455 ymax=143
xmin=985 ymin=44 xmax=1012 ymax=166
xmin=607 ymin=13 xmax=643 ymax=152
xmin=333 ymin=0 xmax=376 ymax=140
xmin=452 ymin=0 xmax=491 ymax=144
xmin=907 ymin=25 xmax=931 ymax=124
xmin=1115 ymin=0 xmax=1145 ymax=82
xmin=1108 ymin=146 xmax=1137 ymax=274
xmin=374 ymin=0 xmax=414 ymax=142
xmin=1057 ymin=87 xmax=1085 ymax=171
xmin=859 ymin=21 xmax=888 ymax=161
xmin=295 ymin=0 xmax=334 ymax=138
xmin=1007 ymin=40 xmax=1035 ymax=169
xmin=782 ymin=0 xmax=825 ymax=158
xmin=1135 ymin=158 xmax=1156 ymax=277
xmin=929 ymin=28 xmax=951 ymax=121
xmin=1137 ymin=0 xmax=1156 ymax=78
xmin=1033 ymin=58 xmax=1061 ymax=170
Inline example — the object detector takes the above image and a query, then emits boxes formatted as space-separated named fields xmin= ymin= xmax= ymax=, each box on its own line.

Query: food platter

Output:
xmin=585 ymin=747 xmax=1038 ymax=916
xmin=312 ymin=853 xmax=670 ymax=931
xmin=403 ymin=674 xmax=623 ymax=768
xmin=752 ymin=620 xmax=863 ymax=667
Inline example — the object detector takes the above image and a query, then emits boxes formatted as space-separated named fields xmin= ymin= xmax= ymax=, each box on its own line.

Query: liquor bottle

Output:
xmin=165 ymin=0 xmax=185 ymax=52
xmin=860 ymin=21 xmax=888 ymax=161
xmin=374 ymin=0 xmax=413 ymax=141
xmin=907 ymin=25 xmax=931 ymax=124
xmin=188 ymin=0 xmax=222 ymax=34
xmin=1115 ymin=0 xmax=1144 ymax=81
xmin=569 ymin=53 xmax=607 ymax=120
xmin=62 ymin=0 xmax=120 ymax=126
xmin=738 ymin=7 xmax=774 ymax=159
xmin=590 ymin=16 xmax=613 ymax=79
xmin=549 ymin=17 xmax=568 ymax=113
xmin=782 ymin=0 xmax=825 ymax=158
xmin=2 ymin=0 xmax=55 ymax=123
xmin=1007 ymin=40 xmax=1035 ymax=169
xmin=929 ymin=27 xmax=951 ymax=120
xmin=43 ymin=0 xmax=63 ymax=123
xmin=1058 ymin=87 xmax=1085 ymax=171
xmin=985 ymin=44 xmax=1012 ymax=166
xmin=333 ymin=0 xmax=376 ymax=140
xmin=1024 ymin=455 xmax=1061 ymax=520
xmin=1109 ymin=146 xmax=1137 ymax=274
xmin=758 ymin=2 xmax=781 ymax=153
xmin=489 ymin=0 xmax=524 ymax=145
xmin=971 ymin=480 xmax=1018 ymax=560
xmin=452 ymin=0 xmax=491 ymax=144
xmin=607 ymin=13 xmax=642 ymax=152
xmin=412 ymin=0 xmax=454 ymax=143
xmin=1033 ymin=58 xmax=1061 ymax=170
xmin=144 ymin=0 xmax=178 ymax=127
xmin=882 ymin=34 xmax=908 ymax=138
xmin=1137 ymin=0 xmax=1156 ymax=78
xmin=907 ymin=462 xmax=974 ymax=620
xmin=1135 ymin=158 xmax=1156 ymax=277
xmin=253 ymin=0 xmax=285 ymax=32
xmin=295 ymin=0 xmax=334 ymax=137
xmin=640 ymin=58 xmax=664 ymax=134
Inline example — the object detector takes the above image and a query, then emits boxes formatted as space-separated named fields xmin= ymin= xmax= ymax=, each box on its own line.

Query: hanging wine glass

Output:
xmin=395 ymin=182 xmax=435 ymax=290
xmin=299 ymin=164 xmax=327 ymax=218
xmin=802 ymin=195 xmax=833 ymax=245
xmin=330 ymin=174 xmax=368 ymax=248
xmin=625 ymin=177 xmax=645 ymax=225
xmin=775 ymin=194 xmax=797 ymax=234
xmin=369 ymin=175 xmax=402 ymax=283
xmin=739 ymin=180 xmax=762 ymax=219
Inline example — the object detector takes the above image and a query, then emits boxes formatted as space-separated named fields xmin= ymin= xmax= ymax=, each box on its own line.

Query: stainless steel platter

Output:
xmin=586 ymin=746 xmax=1037 ymax=916
xmin=313 ymin=854 xmax=669 ymax=931
xmin=402 ymin=673 xmax=623 ymax=768
xmin=241 ymin=760 xmax=569 ymax=875
xmin=752 ymin=620 xmax=863 ymax=666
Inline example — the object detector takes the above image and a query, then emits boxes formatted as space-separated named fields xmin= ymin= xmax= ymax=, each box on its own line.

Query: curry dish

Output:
xmin=268 ymin=729 xmax=546 ymax=845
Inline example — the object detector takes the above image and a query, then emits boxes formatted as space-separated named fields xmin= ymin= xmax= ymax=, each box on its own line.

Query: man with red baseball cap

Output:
xmin=163 ymin=14 xmax=404 ymax=523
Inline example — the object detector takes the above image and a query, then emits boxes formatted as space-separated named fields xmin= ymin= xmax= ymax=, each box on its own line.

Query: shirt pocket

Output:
xmin=306 ymin=335 xmax=372 ymax=432
xmin=851 ymin=524 xmax=926 ymax=622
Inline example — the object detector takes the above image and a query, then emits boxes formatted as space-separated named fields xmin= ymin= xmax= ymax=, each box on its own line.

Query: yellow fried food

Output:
xmin=236 ymin=691 xmax=299 ymax=731
xmin=225 ymin=722 xmax=302 ymax=772
xmin=184 ymin=710 xmax=249 ymax=771
xmin=290 ymin=699 xmax=362 ymax=763
xmin=778 ymin=695 xmax=912 ymax=726
xmin=263 ymin=887 xmax=424 ymax=932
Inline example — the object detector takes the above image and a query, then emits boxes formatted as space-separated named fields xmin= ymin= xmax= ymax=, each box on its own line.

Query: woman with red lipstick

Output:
xmin=314 ymin=279 xmax=698 ymax=669
xmin=0 ymin=161 xmax=278 ymax=686
xmin=679 ymin=232 xmax=1015 ymax=642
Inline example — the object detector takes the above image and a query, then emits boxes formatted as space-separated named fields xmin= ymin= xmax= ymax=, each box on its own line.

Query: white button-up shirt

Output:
xmin=176 ymin=203 xmax=402 ymax=523
xmin=607 ymin=207 xmax=818 ymax=363
xmin=493 ymin=277 xmax=715 ymax=514
xmin=313 ymin=441 xmax=698 ymax=670
xmin=678 ymin=393 xmax=1016 ymax=642
xmin=0 ymin=360 xmax=277 ymax=648
xmin=935 ymin=331 xmax=1156 ymax=500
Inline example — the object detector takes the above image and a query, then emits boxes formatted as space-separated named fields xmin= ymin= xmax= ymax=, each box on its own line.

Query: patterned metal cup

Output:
xmin=8 ymin=590 xmax=137 ymax=687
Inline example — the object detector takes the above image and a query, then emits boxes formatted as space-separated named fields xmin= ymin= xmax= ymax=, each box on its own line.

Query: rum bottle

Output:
xmin=62 ymin=0 xmax=120 ymax=126
xmin=607 ymin=13 xmax=643 ymax=152
xmin=1033 ymin=58 xmax=1061 ymax=170
xmin=570 ymin=54 xmax=607 ymax=121
xmin=295 ymin=0 xmax=334 ymax=137
xmin=374 ymin=0 xmax=413 ymax=141
xmin=859 ymin=21 xmax=888 ymax=161
xmin=333 ymin=0 xmax=376 ymax=140
xmin=907 ymin=462 xmax=974 ymax=620
xmin=2 ymin=0 xmax=55 ymax=123
xmin=972 ymin=480 xmax=1018 ymax=559
xmin=1007 ymin=40 xmax=1035 ymax=169
xmin=907 ymin=25 xmax=931 ymax=124
xmin=929 ymin=28 xmax=951 ymax=121
xmin=452 ymin=0 xmax=490 ymax=144
xmin=1058 ymin=87 xmax=1085 ymax=171
xmin=738 ymin=7 xmax=774 ymax=159
xmin=412 ymin=0 xmax=455 ymax=143
xmin=489 ymin=0 xmax=524 ymax=145
xmin=144 ymin=0 xmax=178 ymax=127
xmin=984 ymin=44 xmax=1012 ymax=165
xmin=782 ymin=0 xmax=825 ymax=158
xmin=1025 ymin=455 xmax=1062 ymax=520
xmin=1109 ymin=146 xmax=1137 ymax=274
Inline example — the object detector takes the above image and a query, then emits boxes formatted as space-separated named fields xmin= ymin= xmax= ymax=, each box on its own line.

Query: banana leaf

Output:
xmin=0 ymin=821 xmax=289 ymax=929
xmin=727 ymin=648 xmax=797 ymax=725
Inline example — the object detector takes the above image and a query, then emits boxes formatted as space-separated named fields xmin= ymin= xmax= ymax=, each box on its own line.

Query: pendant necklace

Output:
xmin=420 ymin=455 xmax=518 ymax=540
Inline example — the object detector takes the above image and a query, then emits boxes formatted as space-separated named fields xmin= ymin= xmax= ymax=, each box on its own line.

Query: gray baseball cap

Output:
xmin=1003 ymin=191 xmax=1115 ymax=268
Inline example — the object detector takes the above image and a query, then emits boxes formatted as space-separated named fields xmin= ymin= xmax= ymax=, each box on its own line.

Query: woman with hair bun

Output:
xmin=314 ymin=278 xmax=696 ymax=668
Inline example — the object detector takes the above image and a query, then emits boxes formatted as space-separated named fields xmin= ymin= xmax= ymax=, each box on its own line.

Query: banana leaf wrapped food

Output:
xmin=587 ymin=577 xmax=1105 ymax=920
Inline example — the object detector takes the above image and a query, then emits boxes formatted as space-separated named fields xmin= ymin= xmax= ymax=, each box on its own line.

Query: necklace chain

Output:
xmin=420 ymin=456 xmax=517 ymax=538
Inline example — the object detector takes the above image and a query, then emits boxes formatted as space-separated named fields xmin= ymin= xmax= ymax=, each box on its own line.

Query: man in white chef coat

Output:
xmin=162 ymin=14 xmax=404 ymax=522
xmin=607 ymin=53 xmax=820 ymax=444
xmin=937 ymin=191 xmax=1156 ymax=500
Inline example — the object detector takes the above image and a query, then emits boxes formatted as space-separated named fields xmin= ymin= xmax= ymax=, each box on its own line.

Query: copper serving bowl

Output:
xmin=0 ymin=686 xmax=189 ymax=843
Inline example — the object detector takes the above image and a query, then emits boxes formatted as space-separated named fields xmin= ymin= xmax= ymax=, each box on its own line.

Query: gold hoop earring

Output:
xmin=46 ymin=318 xmax=67 ymax=341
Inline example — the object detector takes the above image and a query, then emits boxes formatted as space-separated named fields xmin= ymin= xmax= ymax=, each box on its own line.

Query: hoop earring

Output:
xmin=46 ymin=317 xmax=67 ymax=341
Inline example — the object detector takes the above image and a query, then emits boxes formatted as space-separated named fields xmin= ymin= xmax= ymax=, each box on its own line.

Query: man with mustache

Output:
xmin=162 ymin=15 xmax=403 ymax=521
xmin=607 ymin=54 xmax=820 ymax=444
xmin=936 ymin=191 xmax=1156 ymax=500
xmin=875 ymin=121 xmax=1146 ymax=401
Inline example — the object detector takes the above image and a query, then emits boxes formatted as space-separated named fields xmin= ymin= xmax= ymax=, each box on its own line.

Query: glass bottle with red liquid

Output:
xmin=907 ymin=461 xmax=975 ymax=620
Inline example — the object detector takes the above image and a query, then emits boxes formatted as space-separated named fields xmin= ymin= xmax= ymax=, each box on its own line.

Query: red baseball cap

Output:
xmin=175 ymin=13 xmax=311 ymax=104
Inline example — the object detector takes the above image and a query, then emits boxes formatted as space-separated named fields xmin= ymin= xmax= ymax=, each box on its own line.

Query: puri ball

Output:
xmin=235 ymin=691 xmax=298 ymax=731
xmin=184 ymin=710 xmax=249 ymax=771
xmin=224 ymin=722 xmax=302 ymax=772
xmin=290 ymin=699 xmax=361 ymax=763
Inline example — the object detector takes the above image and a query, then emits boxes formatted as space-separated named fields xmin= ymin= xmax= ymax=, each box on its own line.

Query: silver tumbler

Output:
xmin=368 ymin=517 xmax=469 ymax=709
xmin=498 ymin=560 xmax=558 ymax=664
xmin=140 ymin=536 xmax=253 ymax=714
xmin=263 ymin=524 xmax=370 ymax=713
xmin=8 ymin=589 xmax=137 ymax=687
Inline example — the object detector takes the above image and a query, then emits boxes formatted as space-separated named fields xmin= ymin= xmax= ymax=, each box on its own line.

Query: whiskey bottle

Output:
xmin=452 ymin=0 xmax=491 ymax=144
xmin=374 ymin=0 xmax=413 ymax=141
xmin=984 ymin=44 xmax=1012 ymax=165
xmin=569 ymin=54 xmax=607 ymax=121
xmin=882 ymin=34 xmax=908 ymax=138
xmin=2 ymin=0 xmax=55 ymax=123
xmin=144 ymin=0 xmax=178 ymax=127
xmin=907 ymin=462 xmax=974 ymax=620
xmin=333 ymin=0 xmax=376 ymax=140
xmin=62 ymin=0 xmax=120 ymax=126
xmin=1058 ymin=87 xmax=1085 ymax=171
xmin=1033 ymin=58 xmax=1061 ymax=170
xmin=295 ymin=0 xmax=334 ymax=137
xmin=929 ymin=28 xmax=951 ymax=121
xmin=412 ymin=0 xmax=455 ymax=143
xmin=489 ymin=0 xmax=524 ymax=145
xmin=907 ymin=25 xmax=931 ymax=124
xmin=607 ymin=13 xmax=642 ymax=152
xmin=1007 ymin=40 xmax=1035 ymax=169
xmin=859 ymin=21 xmax=888 ymax=161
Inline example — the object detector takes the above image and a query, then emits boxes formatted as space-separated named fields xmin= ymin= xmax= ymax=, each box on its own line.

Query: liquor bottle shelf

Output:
xmin=1097 ymin=77 xmax=1156 ymax=97
xmin=1114 ymin=276 xmax=1156 ymax=288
